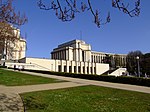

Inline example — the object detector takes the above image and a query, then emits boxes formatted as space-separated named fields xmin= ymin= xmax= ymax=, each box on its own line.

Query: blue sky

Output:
xmin=13 ymin=1 xmax=150 ymax=58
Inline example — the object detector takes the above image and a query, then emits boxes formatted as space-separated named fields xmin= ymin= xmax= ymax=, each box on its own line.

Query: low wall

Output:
xmin=6 ymin=57 xmax=110 ymax=75
xmin=109 ymin=68 xmax=127 ymax=76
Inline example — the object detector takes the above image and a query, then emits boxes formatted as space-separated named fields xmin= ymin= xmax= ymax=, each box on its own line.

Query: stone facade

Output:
xmin=51 ymin=40 xmax=127 ymax=67
xmin=6 ymin=39 xmax=127 ymax=75
xmin=18 ymin=57 xmax=109 ymax=75
xmin=0 ymin=27 xmax=26 ymax=61
xmin=17 ymin=40 xmax=126 ymax=75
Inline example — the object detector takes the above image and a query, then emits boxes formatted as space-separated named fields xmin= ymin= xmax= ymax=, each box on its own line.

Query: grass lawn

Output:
xmin=0 ymin=69 xmax=64 ymax=86
xmin=21 ymin=85 xmax=150 ymax=112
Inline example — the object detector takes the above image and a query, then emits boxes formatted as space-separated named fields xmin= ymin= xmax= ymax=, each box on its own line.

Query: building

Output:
xmin=14 ymin=39 xmax=126 ymax=76
xmin=0 ymin=25 xmax=26 ymax=61
xmin=51 ymin=40 xmax=127 ymax=67
xmin=10 ymin=29 xmax=26 ymax=60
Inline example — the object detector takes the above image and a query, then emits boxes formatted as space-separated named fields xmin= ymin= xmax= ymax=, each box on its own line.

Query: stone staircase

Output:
xmin=5 ymin=62 xmax=50 ymax=71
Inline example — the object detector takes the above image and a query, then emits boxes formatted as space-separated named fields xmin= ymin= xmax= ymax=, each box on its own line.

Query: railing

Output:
xmin=5 ymin=62 xmax=50 ymax=71
xmin=101 ymin=67 xmax=119 ymax=75
xmin=31 ymin=63 xmax=50 ymax=71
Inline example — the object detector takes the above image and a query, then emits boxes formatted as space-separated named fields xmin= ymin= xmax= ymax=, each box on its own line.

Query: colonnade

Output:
xmin=91 ymin=52 xmax=127 ymax=67
xmin=56 ymin=60 xmax=97 ymax=74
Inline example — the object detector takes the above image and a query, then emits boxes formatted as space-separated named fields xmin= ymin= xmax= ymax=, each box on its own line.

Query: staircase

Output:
xmin=5 ymin=62 xmax=50 ymax=71
xmin=109 ymin=68 xmax=127 ymax=76
xmin=101 ymin=67 xmax=119 ymax=75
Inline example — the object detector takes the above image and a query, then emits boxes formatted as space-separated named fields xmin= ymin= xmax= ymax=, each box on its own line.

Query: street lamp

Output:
xmin=136 ymin=56 xmax=140 ymax=77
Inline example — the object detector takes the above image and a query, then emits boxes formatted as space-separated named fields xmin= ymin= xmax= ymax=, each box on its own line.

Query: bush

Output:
xmin=21 ymin=69 xmax=150 ymax=87
xmin=0 ymin=66 xmax=7 ymax=68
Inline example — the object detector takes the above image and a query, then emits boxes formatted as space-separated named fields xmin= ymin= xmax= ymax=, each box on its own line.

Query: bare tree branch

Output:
xmin=38 ymin=0 xmax=140 ymax=28
xmin=0 ymin=0 xmax=28 ymax=26
xmin=0 ymin=0 xmax=27 ymax=60
xmin=112 ymin=0 xmax=140 ymax=17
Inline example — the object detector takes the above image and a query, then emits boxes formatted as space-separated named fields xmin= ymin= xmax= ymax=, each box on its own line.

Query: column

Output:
xmin=71 ymin=61 xmax=74 ymax=73
xmin=61 ymin=60 xmax=64 ymax=72
xmin=76 ymin=61 xmax=78 ymax=73
xmin=66 ymin=60 xmax=69 ymax=73
xmin=62 ymin=50 xmax=64 ymax=60
xmin=92 ymin=63 xmax=94 ymax=74
xmin=88 ymin=62 xmax=91 ymax=74
xmin=84 ymin=62 xmax=87 ymax=74
xmin=66 ymin=49 xmax=68 ymax=60
xmin=80 ymin=62 xmax=83 ymax=74
xmin=85 ymin=51 xmax=86 ymax=62
xmin=75 ymin=49 xmax=78 ymax=61
xmin=78 ymin=49 xmax=82 ymax=61
xmin=55 ymin=60 xmax=58 ymax=72
xmin=100 ymin=55 xmax=102 ymax=63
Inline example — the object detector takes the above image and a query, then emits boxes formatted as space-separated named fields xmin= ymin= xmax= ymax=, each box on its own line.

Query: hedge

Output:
xmin=0 ymin=66 xmax=7 ymax=68
xmin=14 ymin=69 xmax=150 ymax=87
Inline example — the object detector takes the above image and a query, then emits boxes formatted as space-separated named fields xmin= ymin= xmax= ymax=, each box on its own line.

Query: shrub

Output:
xmin=21 ymin=69 xmax=150 ymax=87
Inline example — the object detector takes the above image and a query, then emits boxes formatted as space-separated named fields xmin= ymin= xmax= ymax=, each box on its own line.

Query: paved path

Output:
xmin=1 ymin=70 xmax=150 ymax=112
xmin=0 ymin=92 xmax=24 ymax=112
xmin=0 ymin=81 xmax=88 ymax=112
xmin=1 ymin=82 xmax=88 ymax=94
xmin=21 ymin=71 xmax=150 ymax=94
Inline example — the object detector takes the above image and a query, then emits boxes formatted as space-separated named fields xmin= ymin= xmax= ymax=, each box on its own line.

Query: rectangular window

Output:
xmin=74 ymin=66 xmax=76 ymax=73
xmin=58 ymin=65 xmax=61 ymax=72
xmin=87 ymin=67 xmax=89 ymax=74
xmin=82 ymin=51 xmax=84 ymax=62
xmin=69 ymin=66 xmax=72 ymax=73
xmin=64 ymin=66 xmax=67 ymax=72
xmin=83 ymin=67 xmax=85 ymax=73
xmin=94 ymin=67 xmax=96 ymax=74
xmin=91 ymin=67 xmax=93 ymax=74
xmin=78 ymin=66 xmax=81 ymax=73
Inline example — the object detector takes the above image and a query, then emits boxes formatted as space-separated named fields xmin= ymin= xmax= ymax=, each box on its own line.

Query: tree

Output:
xmin=0 ymin=0 xmax=27 ymax=60
xmin=38 ymin=0 xmax=140 ymax=28
xmin=114 ymin=54 xmax=120 ymax=68
xmin=126 ymin=50 xmax=143 ymax=76
xmin=0 ymin=0 xmax=27 ymax=25
xmin=0 ymin=22 xmax=20 ymax=60
xmin=141 ymin=53 xmax=150 ymax=76
xmin=102 ymin=54 xmax=113 ymax=68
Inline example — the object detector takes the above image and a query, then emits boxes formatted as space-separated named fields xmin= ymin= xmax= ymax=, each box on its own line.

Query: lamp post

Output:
xmin=136 ymin=56 xmax=140 ymax=77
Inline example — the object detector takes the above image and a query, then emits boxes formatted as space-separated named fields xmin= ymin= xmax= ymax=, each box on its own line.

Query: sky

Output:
xmin=13 ymin=0 xmax=150 ymax=58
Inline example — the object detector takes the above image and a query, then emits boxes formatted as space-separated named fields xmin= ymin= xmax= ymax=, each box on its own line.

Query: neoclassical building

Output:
xmin=0 ymin=26 xmax=26 ymax=61
xmin=6 ymin=39 xmax=127 ymax=76
xmin=51 ymin=40 xmax=127 ymax=67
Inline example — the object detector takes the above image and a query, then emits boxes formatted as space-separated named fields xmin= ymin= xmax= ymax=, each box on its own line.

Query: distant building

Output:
xmin=0 ymin=26 xmax=26 ymax=61
xmin=51 ymin=40 xmax=127 ymax=67
xmin=17 ymin=40 xmax=126 ymax=75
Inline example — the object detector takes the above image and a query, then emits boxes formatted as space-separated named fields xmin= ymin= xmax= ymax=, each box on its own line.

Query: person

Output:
xmin=14 ymin=65 xmax=16 ymax=70
xmin=18 ymin=65 xmax=22 ymax=71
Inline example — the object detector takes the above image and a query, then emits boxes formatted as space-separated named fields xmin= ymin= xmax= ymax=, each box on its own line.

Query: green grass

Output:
xmin=21 ymin=85 xmax=150 ymax=112
xmin=0 ymin=69 xmax=64 ymax=86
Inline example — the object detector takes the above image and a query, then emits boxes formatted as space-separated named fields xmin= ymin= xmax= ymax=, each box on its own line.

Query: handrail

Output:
xmin=30 ymin=63 xmax=50 ymax=71
xmin=5 ymin=62 xmax=50 ymax=71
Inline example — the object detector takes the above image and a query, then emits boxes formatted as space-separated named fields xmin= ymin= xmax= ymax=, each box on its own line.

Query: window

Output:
xmin=91 ymin=55 xmax=93 ymax=62
xmin=69 ymin=66 xmax=72 ymax=73
xmin=83 ymin=67 xmax=85 ymax=73
xmin=58 ymin=65 xmax=61 ymax=72
xmin=78 ymin=66 xmax=81 ymax=73
xmin=87 ymin=67 xmax=89 ymax=74
xmin=91 ymin=67 xmax=93 ymax=74
xmin=82 ymin=51 xmax=85 ymax=62
xmin=64 ymin=66 xmax=67 ymax=72
xmin=74 ymin=66 xmax=76 ymax=73
xmin=94 ymin=67 xmax=96 ymax=74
